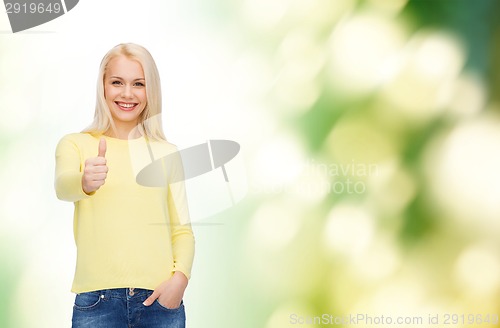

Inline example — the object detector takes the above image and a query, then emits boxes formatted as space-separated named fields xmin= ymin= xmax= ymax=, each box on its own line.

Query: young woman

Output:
xmin=55 ymin=43 xmax=195 ymax=328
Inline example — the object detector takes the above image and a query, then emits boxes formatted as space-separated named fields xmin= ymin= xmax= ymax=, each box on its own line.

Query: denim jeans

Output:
xmin=72 ymin=288 xmax=185 ymax=328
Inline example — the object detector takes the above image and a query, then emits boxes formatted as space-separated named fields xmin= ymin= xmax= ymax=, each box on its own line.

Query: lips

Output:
xmin=115 ymin=101 xmax=138 ymax=111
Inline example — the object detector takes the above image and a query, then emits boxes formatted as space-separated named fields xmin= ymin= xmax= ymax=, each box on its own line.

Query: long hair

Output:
xmin=82 ymin=43 xmax=166 ymax=141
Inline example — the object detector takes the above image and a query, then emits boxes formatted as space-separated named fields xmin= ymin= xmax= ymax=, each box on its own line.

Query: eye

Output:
xmin=134 ymin=82 xmax=145 ymax=87
xmin=111 ymin=80 xmax=122 ymax=85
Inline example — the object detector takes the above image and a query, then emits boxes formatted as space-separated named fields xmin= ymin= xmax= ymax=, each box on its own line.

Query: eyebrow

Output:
xmin=109 ymin=76 xmax=145 ymax=81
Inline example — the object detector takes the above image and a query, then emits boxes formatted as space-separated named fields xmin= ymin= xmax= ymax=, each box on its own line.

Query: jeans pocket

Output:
xmin=74 ymin=291 xmax=103 ymax=311
xmin=154 ymin=299 xmax=183 ymax=311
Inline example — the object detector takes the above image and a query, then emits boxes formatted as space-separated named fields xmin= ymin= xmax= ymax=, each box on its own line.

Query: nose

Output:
xmin=122 ymin=85 xmax=133 ymax=99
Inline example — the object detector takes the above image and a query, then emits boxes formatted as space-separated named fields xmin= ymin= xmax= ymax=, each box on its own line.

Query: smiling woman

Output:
xmin=54 ymin=43 xmax=195 ymax=328
xmin=104 ymin=56 xmax=148 ymax=138
xmin=83 ymin=43 xmax=165 ymax=141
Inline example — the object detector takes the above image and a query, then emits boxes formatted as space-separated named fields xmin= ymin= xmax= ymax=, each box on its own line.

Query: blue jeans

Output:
xmin=72 ymin=288 xmax=185 ymax=328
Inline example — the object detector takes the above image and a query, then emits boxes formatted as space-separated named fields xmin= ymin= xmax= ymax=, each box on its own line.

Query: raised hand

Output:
xmin=82 ymin=138 xmax=108 ymax=194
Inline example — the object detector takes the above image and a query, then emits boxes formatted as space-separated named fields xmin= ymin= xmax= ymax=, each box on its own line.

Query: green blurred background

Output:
xmin=1 ymin=0 xmax=499 ymax=327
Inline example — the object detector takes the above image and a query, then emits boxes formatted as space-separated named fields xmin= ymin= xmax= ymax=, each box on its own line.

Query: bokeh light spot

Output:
xmin=454 ymin=243 xmax=500 ymax=297
xmin=324 ymin=203 xmax=375 ymax=257
xmin=328 ymin=12 xmax=406 ymax=95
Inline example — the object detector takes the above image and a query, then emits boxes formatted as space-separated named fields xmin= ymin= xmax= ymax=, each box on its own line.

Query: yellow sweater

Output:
xmin=54 ymin=132 xmax=195 ymax=293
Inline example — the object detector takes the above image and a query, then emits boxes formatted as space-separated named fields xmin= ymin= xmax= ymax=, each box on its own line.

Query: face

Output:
xmin=104 ymin=55 xmax=147 ymax=131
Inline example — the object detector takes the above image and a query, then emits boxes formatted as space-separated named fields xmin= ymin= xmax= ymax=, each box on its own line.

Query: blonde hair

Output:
xmin=82 ymin=43 xmax=166 ymax=141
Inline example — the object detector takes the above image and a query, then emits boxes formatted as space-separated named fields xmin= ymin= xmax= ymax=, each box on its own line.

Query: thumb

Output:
xmin=143 ymin=290 xmax=160 ymax=306
xmin=98 ymin=138 xmax=107 ymax=158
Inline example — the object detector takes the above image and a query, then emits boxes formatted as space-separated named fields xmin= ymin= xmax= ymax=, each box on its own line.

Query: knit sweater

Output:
xmin=55 ymin=132 xmax=195 ymax=293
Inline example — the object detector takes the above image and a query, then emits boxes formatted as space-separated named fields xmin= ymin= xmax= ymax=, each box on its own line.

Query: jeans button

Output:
xmin=129 ymin=288 xmax=135 ymax=296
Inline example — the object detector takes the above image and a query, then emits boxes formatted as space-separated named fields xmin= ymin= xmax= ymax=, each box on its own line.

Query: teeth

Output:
xmin=118 ymin=102 xmax=135 ymax=108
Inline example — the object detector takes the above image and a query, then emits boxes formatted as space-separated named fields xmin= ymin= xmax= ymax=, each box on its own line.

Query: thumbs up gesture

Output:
xmin=82 ymin=138 xmax=108 ymax=195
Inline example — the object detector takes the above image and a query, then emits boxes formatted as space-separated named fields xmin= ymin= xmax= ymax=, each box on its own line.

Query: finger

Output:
xmin=98 ymin=138 xmax=107 ymax=158
xmin=85 ymin=158 xmax=102 ymax=167
xmin=91 ymin=173 xmax=107 ymax=181
xmin=143 ymin=290 xmax=160 ymax=306
xmin=84 ymin=165 xmax=107 ymax=176
xmin=86 ymin=158 xmax=107 ymax=168
xmin=92 ymin=165 xmax=108 ymax=173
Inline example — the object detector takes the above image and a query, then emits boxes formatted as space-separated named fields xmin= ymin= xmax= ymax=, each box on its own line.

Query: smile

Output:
xmin=115 ymin=101 xmax=138 ymax=111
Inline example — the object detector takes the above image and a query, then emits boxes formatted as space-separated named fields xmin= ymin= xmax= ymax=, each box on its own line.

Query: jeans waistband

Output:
xmin=82 ymin=288 xmax=153 ymax=299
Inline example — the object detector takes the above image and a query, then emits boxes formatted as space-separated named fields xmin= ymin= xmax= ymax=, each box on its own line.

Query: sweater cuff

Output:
xmin=172 ymin=267 xmax=191 ymax=280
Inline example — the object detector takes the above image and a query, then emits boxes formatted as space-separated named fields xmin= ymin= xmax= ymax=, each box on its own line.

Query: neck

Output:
xmin=105 ymin=123 xmax=142 ymax=140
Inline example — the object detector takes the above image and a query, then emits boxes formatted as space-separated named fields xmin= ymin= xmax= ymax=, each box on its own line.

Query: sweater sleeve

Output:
xmin=167 ymin=149 xmax=195 ymax=280
xmin=168 ymin=182 xmax=194 ymax=279
xmin=55 ymin=135 xmax=93 ymax=202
